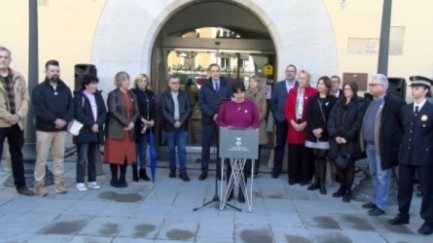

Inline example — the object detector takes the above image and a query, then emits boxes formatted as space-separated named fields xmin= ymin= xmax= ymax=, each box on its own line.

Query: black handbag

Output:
xmin=334 ymin=145 xmax=350 ymax=170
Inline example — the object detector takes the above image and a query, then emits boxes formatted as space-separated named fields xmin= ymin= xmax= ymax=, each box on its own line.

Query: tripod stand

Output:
xmin=192 ymin=156 xmax=242 ymax=212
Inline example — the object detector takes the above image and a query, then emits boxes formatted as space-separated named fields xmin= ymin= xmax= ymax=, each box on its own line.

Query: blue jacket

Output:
xmin=271 ymin=80 xmax=298 ymax=123
xmin=32 ymin=79 xmax=74 ymax=132
xmin=399 ymin=101 xmax=433 ymax=166
xmin=198 ymin=77 xmax=232 ymax=123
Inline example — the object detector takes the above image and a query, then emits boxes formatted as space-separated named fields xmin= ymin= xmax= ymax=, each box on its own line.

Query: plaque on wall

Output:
xmin=342 ymin=73 xmax=368 ymax=91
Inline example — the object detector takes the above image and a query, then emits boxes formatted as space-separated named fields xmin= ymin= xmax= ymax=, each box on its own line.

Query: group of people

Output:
xmin=1 ymin=45 xmax=432 ymax=235
xmin=271 ymin=64 xmax=433 ymax=235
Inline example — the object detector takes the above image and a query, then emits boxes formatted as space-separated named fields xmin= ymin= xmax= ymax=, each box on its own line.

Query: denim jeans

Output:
xmin=135 ymin=133 xmax=148 ymax=169
xmin=366 ymin=144 xmax=392 ymax=211
xmin=76 ymin=142 xmax=100 ymax=183
xmin=167 ymin=130 xmax=188 ymax=173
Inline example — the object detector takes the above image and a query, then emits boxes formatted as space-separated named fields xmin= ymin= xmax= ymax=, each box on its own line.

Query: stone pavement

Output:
xmin=0 ymin=161 xmax=431 ymax=243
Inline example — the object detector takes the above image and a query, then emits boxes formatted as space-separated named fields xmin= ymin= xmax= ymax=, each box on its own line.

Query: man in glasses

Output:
xmin=359 ymin=74 xmax=406 ymax=216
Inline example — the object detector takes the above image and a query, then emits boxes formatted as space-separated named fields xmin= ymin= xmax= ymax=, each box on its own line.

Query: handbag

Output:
xmin=334 ymin=145 xmax=350 ymax=170
xmin=67 ymin=97 xmax=85 ymax=136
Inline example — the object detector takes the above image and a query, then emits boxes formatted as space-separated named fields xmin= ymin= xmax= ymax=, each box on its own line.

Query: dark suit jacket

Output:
xmin=399 ymin=101 xmax=433 ymax=166
xmin=271 ymin=80 xmax=298 ymax=123
xmin=105 ymin=88 xmax=139 ymax=141
xmin=198 ymin=77 xmax=232 ymax=124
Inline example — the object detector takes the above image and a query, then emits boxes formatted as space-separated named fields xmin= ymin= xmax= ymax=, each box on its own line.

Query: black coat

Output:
xmin=160 ymin=90 xmax=192 ymax=132
xmin=130 ymin=88 xmax=156 ymax=137
xmin=32 ymin=79 xmax=74 ymax=132
xmin=198 ymin=77 xmax=232 ymax=124
xmin=328 ymin=96 xmax=364 ymax=160
xmin=72 ymin=90 xmax=107 ymax=144
xmin=398 ymin=102 xmax=433 ymax=166
xmin=306 ymin=94 xmax=337 ymax=143
xmin=360 ymin=93 xmax=406 ymax=170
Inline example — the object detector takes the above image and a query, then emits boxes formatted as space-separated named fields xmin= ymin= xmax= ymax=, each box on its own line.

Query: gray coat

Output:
xmin=105 ymin=88 xmax=139 ymax=141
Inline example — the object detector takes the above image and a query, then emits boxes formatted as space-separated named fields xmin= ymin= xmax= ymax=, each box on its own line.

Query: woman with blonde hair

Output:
xmin=130 ymin=74 xmax=156 ymax=181
xmin=284 ymin=70 xmax=317 ymax=185
xmin=103 ymin=71 xmax=139 ymax=188
xmin=246 ymin=75 xmax=268 ymax=177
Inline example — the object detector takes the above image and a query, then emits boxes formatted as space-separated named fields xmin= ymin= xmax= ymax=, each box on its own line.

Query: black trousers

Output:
xmin=398 ymin=164 xmax=433 ymax=224
xmin=273 ymin=121 xmax=288 ymax=173
xmin=201 ymin=122 xmax=221 ymax=173
xmin=288 ymin=144 xmax=311 ymax=183
xmin=0 ymin=125 xmax=26 ymax=189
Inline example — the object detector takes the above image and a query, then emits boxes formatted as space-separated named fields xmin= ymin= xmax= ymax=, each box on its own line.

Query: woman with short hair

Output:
xmin=103 ymin=71 xmax=139 ymax=188
xmin=217 ymin=81 xmax=260 ymax=203
xmin=73 ymin=74 xmax=107 ymax=191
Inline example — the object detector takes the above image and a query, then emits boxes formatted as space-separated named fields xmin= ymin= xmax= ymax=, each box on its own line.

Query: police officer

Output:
xmin=389 ymin=76 xmax=433 ymax=235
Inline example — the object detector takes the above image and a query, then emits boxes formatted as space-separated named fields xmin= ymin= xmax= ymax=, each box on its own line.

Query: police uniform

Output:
xmin=389 ymin=76 xmax=433 ymax=235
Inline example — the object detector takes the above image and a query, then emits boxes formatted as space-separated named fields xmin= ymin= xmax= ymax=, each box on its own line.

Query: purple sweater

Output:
xmin=217 ymin=99 xmax=260 ymax=129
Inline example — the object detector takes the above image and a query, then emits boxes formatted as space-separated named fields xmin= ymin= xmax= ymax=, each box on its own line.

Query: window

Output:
xmin=220 ymin=58 xmax=230 ymax=69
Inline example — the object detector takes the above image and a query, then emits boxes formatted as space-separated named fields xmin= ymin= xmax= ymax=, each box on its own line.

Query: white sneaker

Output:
xmin=76 ymin=183 xmax=87 ymax=191
xmin=88 ymin=181 xmax=100 ymax=190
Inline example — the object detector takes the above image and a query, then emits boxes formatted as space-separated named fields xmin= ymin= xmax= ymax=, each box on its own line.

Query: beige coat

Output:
xmin=246 ymin=87 xmax=268 ymax=145
xmin=0 ymin=69 xmax=29 ymax=129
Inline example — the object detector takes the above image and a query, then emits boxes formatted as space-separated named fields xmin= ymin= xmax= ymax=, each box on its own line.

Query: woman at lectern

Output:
xmin=217 ymin=81 xmax=260 ymax=203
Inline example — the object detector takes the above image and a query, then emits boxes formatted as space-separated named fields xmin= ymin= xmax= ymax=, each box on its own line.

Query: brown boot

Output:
xmin=55 ymin=181 xmax=67 ymax=194
xmin=35 ymin=183 xmax=48 ymax=197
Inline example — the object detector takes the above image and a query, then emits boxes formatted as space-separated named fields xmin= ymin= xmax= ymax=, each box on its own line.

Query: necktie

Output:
xmin=415 ymin=105 xmax=419 ymax=116
xmin=215 ymin=82 xmax=219 ymax=92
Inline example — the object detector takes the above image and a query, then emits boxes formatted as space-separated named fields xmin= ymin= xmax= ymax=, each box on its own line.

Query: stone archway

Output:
xmin=91 ymin=0 xmax=337 ymax=94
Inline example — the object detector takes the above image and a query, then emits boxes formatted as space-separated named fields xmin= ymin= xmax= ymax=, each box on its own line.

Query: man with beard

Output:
xmin=32 ymin=60 xmax=74 ymax=196
xmin=0 ymin=46 xmax=34 ymax=196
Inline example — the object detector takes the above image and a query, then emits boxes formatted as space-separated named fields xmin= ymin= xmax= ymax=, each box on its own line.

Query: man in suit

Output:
xmin=330 ymin=75 xmax=343 ymax=99
xmin=197 ymin=63 xmax=232 ymax=180
xmin=389 ymin=76 xmax=433 ymax=235
xmin=359 ymin=74 xmax=406 ymax=216
xmin=270 ymin=64 xmax=298 ymax=178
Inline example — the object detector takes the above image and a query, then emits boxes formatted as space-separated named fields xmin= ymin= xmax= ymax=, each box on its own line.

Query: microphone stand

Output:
xmin=192 ymin=98 xmax=241 ymax=212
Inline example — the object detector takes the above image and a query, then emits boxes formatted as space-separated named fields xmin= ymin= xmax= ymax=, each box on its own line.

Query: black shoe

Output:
xmin=198 ymin=172 xmax=208 ymax=181
xmin=288 ymin=180 xmax=298 ymax=185
xmin=118 ymin=178 xmax=128 ymax=188
xmin=271 ymin=172 xmax=280 ymax=179
xmin=169 ymin=169 xmax=176 ymax=178
xmin=17 ymin=186 xmax=35 ymax=196
xmin=319 ymin=182 xmax=327 ymax=195
xmin=368 ymin=208 xmax=385 ymax=216
xmin=332 ymin=188 xmax=345 ymax=198
xmin=179 ymin=173 xmax=190 ymax=182
xmin=139 ymin=168 xmax=150 ymax=181
xmin=238 ymin=191 xmax=245 ymax=203
xmin=418 ymin=223 xmax=433 ymax=235
xmin=132 ymin=166 xmax=139 ymax=182
xmin=300 ymin=180 xmax=309 ymax=186
xmin=389 ymin=214 xmax=409 ymax=225
xmin=342 ymin=193 xmax=351 ymax=203
xmin=307 ymin=181 xmax=319 ymax=191
xmin=110 ymin=178 xmax=122 ymax=188
xmin=362 ymin=202 xmax=377 ymax=209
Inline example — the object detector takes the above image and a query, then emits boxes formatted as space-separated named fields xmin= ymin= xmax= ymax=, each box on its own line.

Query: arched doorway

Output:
xmin=151 ymin=1 xmax=277 ymax=160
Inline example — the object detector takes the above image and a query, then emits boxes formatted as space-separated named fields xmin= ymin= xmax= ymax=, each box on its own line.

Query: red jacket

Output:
xmin=284 ymin=86 xmax=317 ymax=144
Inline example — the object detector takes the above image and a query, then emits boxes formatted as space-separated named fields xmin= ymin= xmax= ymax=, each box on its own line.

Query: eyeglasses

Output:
xmin=368 ymin=83 xmax=382 ymax=87
xmin=286 ymin=70 xmax=296 ymax=73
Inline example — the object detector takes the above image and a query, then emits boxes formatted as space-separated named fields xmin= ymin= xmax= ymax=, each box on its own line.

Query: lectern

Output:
xmin=219 ymin=128 xmax=258 ymax=212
